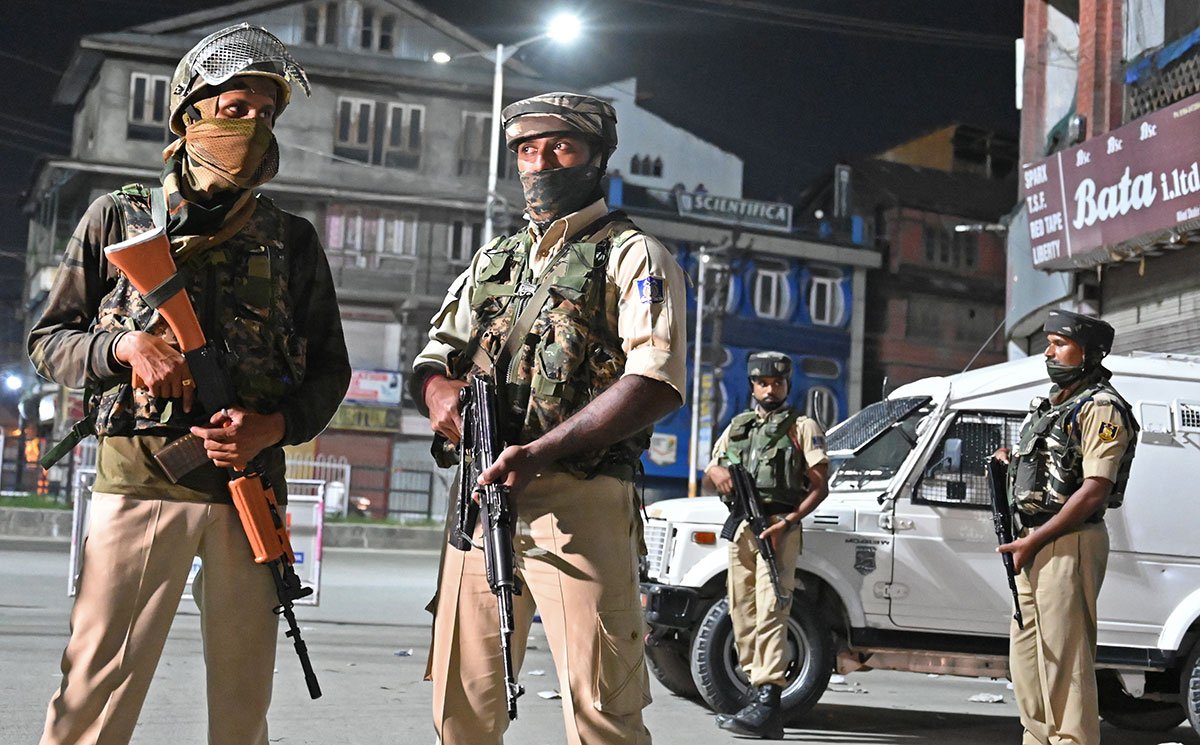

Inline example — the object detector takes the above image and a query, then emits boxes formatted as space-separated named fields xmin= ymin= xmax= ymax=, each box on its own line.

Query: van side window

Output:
xmin=914 ymin=412 xmax=1024 ymax=509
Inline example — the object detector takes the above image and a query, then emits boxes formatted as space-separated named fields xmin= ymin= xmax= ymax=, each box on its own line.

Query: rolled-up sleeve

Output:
xmin=610 ymin=233 xmax=688 ymax=399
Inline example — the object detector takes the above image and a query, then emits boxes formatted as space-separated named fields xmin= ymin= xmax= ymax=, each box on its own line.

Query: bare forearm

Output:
xmin=789 ymin=465 xmax=830 ymax=521
xmin=526 ymin=375 xmax=681 ymax=464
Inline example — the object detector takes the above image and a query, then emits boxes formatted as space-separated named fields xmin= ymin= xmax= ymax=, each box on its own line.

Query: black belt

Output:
xmin=1019 ymin=510 xmax=1104 ymax=528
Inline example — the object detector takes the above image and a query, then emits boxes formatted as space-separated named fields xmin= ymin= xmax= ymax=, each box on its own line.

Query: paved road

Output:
xmin=2 ymin=538 xmax=1196 ymax=744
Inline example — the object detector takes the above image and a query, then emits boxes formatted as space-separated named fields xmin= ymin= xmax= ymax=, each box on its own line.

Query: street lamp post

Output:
xmin=434 ymin=12 xmax=581 ymax=243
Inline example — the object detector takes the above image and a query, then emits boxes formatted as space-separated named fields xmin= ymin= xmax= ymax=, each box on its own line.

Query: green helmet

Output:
xmin=169 ymin=23 xmax=310 ymax=135
xmin=747 ymin=352 xmax=793 ymax=380
xmin=501 ymin=92 xmax=618 ymax=165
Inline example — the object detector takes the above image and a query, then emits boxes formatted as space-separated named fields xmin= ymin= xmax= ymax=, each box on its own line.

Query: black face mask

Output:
xmin=520 ymin=163 xmax=602 ymax=224
xmin=1046 ymin=358 xmax=1087 ymax=386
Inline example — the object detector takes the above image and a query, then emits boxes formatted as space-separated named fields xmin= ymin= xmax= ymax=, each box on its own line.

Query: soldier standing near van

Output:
xmin=996 ymin=309 xmax=1137 ymax=745
xmin=410 ymin=92 xmax=687 ymax=745
xmin=28 ymin=25 xmax=350 ymax=745
xmin=702 ymin=352 xmax=830 ymax=739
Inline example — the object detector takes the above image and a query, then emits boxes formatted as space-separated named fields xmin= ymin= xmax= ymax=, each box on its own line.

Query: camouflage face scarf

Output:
xmin=520 ymin=162 xmax=604 ymax=228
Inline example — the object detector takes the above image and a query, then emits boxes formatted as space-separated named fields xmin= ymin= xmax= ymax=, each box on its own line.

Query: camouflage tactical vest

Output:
xmin=90 ymin=184 xmax=306 ymax=436
xmin=720 ymin=406 xmax=810 ymax=508
xmin=1009 ymin=379 xmax=1138 ymax=517
xmin=467 ymin=218 xmax=649 ymax=480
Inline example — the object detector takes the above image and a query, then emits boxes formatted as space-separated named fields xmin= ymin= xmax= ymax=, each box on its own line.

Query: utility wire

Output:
xmin=626 ymin=0 xmax=1013 ymax=50
xmin=0 ymin=49 xmax=61 ymax=75
xmin=0 ymin=113 xmax=71 ymax=138
xmin=0 ymin=124 xmax=68 ymax=149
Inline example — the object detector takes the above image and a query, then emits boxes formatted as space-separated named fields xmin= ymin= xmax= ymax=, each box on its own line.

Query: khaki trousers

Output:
xmin=727 ymin=519 xmax=801 ymax=688
xmin=1010 ymin=521 xmax=1109 ymax=745
xmin=40 ymin=493 xmax=279 ymax=745
xmin=428 ymin=471 xmax=652 ymax=745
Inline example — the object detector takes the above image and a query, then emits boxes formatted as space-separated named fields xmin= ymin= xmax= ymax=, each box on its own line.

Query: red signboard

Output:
xmin=1022 ymin=91 xmax=1200 ymax=270
xmin=345 ymin=369 xmax=403 ymax=406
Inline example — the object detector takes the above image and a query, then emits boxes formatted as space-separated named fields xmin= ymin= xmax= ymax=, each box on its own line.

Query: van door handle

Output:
xmin=879 ymin=515 xmax=915 ymax=531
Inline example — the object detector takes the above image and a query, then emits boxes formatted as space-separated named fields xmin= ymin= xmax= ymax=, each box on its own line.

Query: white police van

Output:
xmin=640 ymin=353 xmax=1200 ymax=734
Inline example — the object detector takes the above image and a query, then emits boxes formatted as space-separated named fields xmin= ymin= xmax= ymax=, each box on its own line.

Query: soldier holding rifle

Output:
xmin=995 ymin=310 xmax=1137 ymax=745
xmin=410 ymin=92 xmax=686 ymax=745
xmin=27 ymin=25 xmax=349 ymax=745
xmin=703 ymin=352 xmax=829 ymax=739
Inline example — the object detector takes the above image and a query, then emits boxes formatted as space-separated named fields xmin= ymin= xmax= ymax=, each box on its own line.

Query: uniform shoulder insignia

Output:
xmin=1097 ymin=421 xmax=1120 ymax=442
xmin=811 ymin=435 xmax=826 ymax=450
xmin=636 ymin=276 xmax=665 ymax=304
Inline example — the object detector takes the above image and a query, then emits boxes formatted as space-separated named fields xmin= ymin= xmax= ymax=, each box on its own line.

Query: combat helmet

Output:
xmin=169 ymin=23 xmax=310 ymax=135
xmin=747 ymin=352 xmax=793 ymax=380
xmin=501 ymin=92 xmax=618 ymax=166
xmin=1044 ymin=309 xmax=1114 ymax=359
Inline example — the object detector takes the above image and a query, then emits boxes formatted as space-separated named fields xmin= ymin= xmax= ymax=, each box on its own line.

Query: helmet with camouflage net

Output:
xmin=747 ymin=351 xmax=793 ymax=380
xmin=169 ymin=23 xmax=310 ymax=135
xmin=501 ymin=92 xmax=618 ymax=165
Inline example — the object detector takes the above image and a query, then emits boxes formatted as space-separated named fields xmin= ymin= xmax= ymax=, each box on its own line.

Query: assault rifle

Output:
xmin=103 ymin=226 xmax=322 ymax=699
xmin=720 ymin=463 xmax=789 ymax=604
xmin=449 ymin=374 xmax=524 ymax=720
xmin=987 ymin=456 xmax=1024 ymax=630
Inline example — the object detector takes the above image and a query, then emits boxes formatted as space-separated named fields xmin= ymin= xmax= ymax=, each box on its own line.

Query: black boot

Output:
xmin=719 ymin=683 xmax=784 ymax=739
xmin=714 ymin=686 xmax=758 ymax=726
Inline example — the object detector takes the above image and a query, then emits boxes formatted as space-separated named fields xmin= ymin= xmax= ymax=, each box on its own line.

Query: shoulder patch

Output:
xmin=1097 ymin=421 xmax=1120 ymax=442
xmin=637 ymin=276 xmax=665 ymax=304
xmin=811 ymin=435 xmax=826 ymax=450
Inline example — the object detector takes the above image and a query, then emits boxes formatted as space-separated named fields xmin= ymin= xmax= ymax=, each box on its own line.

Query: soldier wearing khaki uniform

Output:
xmin=703 ymin=352 xmax=829 ymax=739
xmin=27 ymin=26 xmax=349 ymax=745
xmin=997 ymin=310 xmax=1137 ymax=745
xmin=410 ymin=92 xmax=686 ymax=745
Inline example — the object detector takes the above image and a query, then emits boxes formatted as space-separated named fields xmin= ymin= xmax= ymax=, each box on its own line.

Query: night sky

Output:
xmin=0 ymin=0 xmax=1022 ymax=314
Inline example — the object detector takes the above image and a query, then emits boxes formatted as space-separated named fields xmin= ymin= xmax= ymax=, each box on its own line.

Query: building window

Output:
xmin=360 ymin=9 xmax=397 ymax=52
xmin=806 ymin=385 xmax=838 ymax=430
xmin=630 ymin=154 xmax=641 ymax=175
xmin=752 ymin=266 xmax=791 ymax=320
xmin=924 ymin=224 xmax=978 ymax=269
xmin=127 ymin=73 xmax=169 ymax=141
xmin=448 ymin=219 xmax=481 ymax=264
xmin=807 ymin=270 xmax=844 ymax=326
xmin=335 ymin=97 xmax=374 ymax=156
xmin=303 ymin=2 xmax=339 ymax=45
xmin=458 ymin=111 xmax=493 ymax=177
xmin=641 ymin=155 xmax=652 ymax=175
xmin=384 ymin=103 xmax=423 ymax=169
xmin=333 ymin=98 xmax=423 ymax=169
xmin=801 ymin=356 xmax=841 ymax=379
xmin=905 ymin=294 xmax=942 ymax=339
xmin=652 ymin=157 xmax=663 ymax=177
xmin=324 ymin=205 xmax=418 ymax=268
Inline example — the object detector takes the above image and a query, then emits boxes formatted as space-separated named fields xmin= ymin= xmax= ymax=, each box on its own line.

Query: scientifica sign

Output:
xmin=1021 ymin=91 xmax=1200 ymax=270
xmin=677 ymin=192 xmax=793 ymax=232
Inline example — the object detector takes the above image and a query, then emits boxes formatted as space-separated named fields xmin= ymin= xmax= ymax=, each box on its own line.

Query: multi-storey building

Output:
xmin=795 ymin=125 xmax=1018 ymax=402
xmin=1011 ymin=1 xmax=1200 ymax=354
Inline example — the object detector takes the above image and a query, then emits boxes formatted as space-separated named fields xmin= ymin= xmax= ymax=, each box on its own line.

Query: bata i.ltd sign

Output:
xmin=1021 ymin=91 xmax=1200 ymax=270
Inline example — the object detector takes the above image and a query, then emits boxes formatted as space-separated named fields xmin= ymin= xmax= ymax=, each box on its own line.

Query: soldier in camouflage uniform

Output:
xmin=410 ymin=92 xmax=687 ymax=745
xmin=996 ymin=309 xmax=1137 ymax=745
xmin=28 ymin=25 xmax=349 ymax=745
xmin=703 ymin=352 xmax=829 ymax=739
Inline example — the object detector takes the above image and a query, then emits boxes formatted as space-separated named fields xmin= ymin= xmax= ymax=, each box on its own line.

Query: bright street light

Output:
xmin=547 ymin=12 xmax=582 ymax=43
xmin=431 ymin=11 xmax=583 ymax=242
xmin=4 ymin=375 xmax=21 ymax=391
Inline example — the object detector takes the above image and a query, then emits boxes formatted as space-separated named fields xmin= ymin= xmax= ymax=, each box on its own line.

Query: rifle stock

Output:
xmin=103 ymin=226 xmax=322 ymax=699
xmin=721 ymin=464 xmax=789 ymax=604
xmin=987 ymin=457 xmax=1024 ymax=630
xmin=449 ymin=374 xmax=524 ymax=720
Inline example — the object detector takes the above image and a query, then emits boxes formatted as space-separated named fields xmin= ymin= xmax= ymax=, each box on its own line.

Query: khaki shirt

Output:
xmin=707 ymin=409 xmax=830 ymax=473
xmin=414 ymin=199 xmax=688 ymax=399
xmin=1076 ymin=398 xmax=1132 ymax=483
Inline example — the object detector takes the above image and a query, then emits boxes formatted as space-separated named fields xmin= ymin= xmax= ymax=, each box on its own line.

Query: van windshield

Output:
xmin=827 ymin=397 xmax=932 ymax=489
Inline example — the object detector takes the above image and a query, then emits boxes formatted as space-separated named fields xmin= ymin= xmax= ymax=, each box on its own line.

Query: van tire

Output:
xmin=1183 ymin=644 xmax=1200 ymax=735
xmin=1096 ymin=669 xmax=1186 ymax=731
xmin=689 ymin=595 xmax=833 ymax=722
xmin=645 ymin=637 xmax=701 ymax=699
